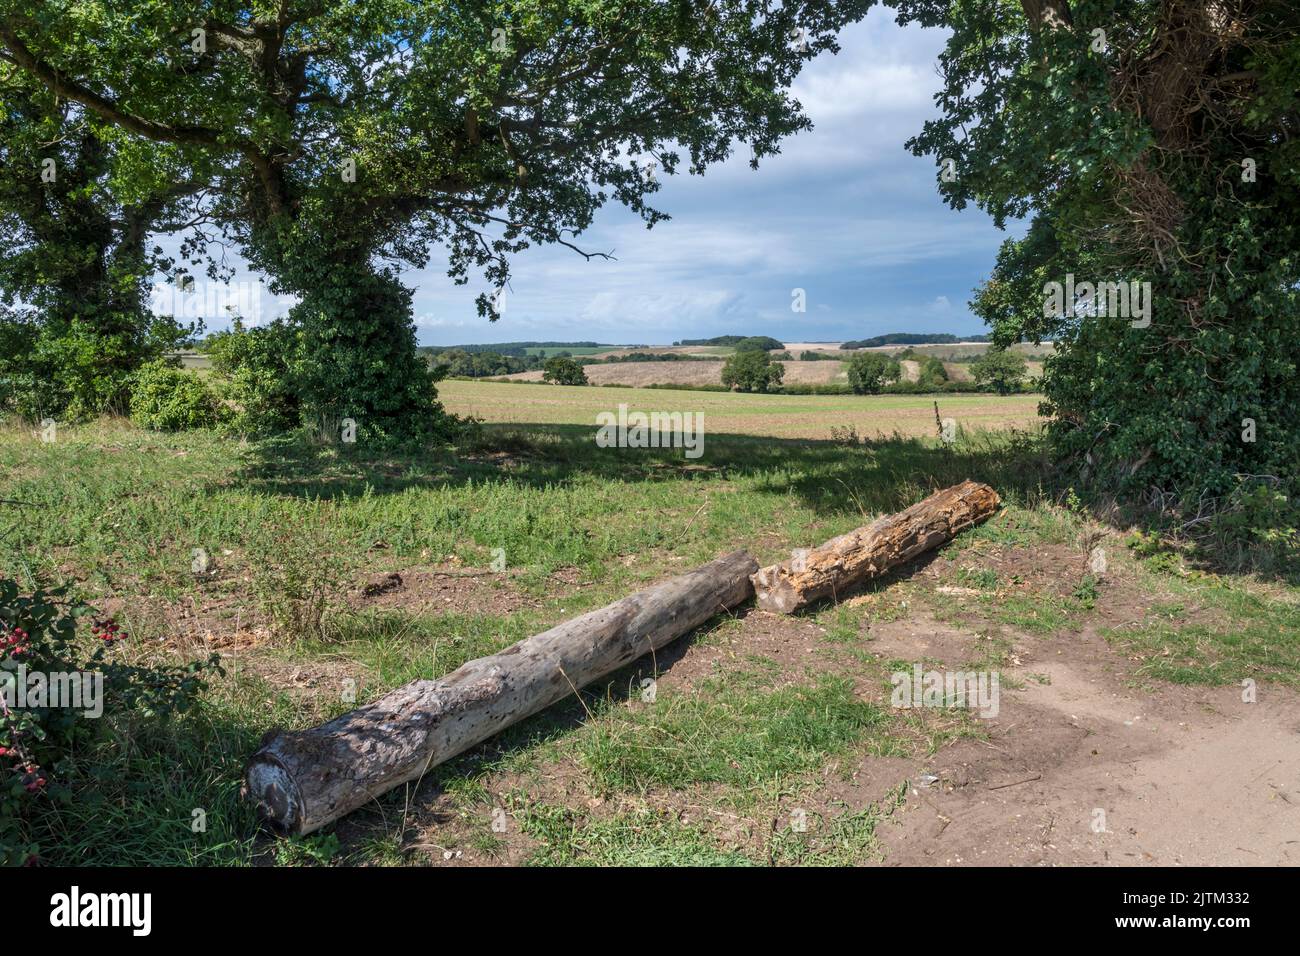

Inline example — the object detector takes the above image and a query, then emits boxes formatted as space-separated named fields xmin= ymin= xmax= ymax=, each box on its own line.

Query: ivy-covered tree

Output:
xmin=0 ymin=0 xmax=871 ymax=442
xmin=0 ymin=75 xmax=207 ymax=420
xmin=894 ymin=0 xmax=1300 ymax=501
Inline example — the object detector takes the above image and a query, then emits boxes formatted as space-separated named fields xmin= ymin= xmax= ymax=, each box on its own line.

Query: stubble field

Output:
xmin=439 ymin=379 xmax=1043 ymax=439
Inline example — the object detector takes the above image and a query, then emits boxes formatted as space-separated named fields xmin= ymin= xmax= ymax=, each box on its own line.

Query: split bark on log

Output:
xmin=751 ymin=480 xmax=1000 ymax=614
xmin=245 ymin=549 xmax=758 ymax=835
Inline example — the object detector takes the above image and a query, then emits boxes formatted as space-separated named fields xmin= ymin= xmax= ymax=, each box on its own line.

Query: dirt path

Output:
xmin=862 ymin=617 xmax=1300 ymax=865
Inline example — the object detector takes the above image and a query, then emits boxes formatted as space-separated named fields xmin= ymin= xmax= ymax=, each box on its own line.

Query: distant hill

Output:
xmin=840 ymin=333 xmax=991 ymax=349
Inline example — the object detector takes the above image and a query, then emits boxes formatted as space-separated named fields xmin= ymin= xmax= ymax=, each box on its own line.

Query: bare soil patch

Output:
xmin=347 ymin=565 xmax=535 ymax=617
xmin=872 ymin=620 xmax=1300 ymax=865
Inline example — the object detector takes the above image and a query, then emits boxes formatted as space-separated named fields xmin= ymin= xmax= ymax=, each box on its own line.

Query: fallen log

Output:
xmin=246 ymin=549 xmax=758 ymax=835
xmin=751 ymin=479 xmax=1000 ymax=614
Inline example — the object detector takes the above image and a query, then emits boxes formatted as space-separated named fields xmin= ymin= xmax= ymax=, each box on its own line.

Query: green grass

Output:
xmin=518 ymin=804 xmax=753 ymax=867
xmin=575 ymin=673 xmax=893 ymax=799
xmin=1103 ymin=573 xmax=1300 ymax=686
xmin=516 ymin=785 xmax=907 ymax=866
xmin=955 ymin=567 xmax=1000 ymax=590
xmin=767 ymin=785 xmax=907 ymax=866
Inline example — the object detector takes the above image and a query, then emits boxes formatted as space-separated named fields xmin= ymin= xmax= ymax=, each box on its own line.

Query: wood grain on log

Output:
xmin=246 ymin=549 xmax=758 ymax=834
xmin=750 ymin=480 xmax=1000 ymax=614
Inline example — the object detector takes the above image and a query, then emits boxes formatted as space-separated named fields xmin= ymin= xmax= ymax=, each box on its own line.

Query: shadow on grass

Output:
xmin=232 ymin=423 xmax=1300 ymax=586
xmin=231 ymin=422 xmax=1058 ymax=519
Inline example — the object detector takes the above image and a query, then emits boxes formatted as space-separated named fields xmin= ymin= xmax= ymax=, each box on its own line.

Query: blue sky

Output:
xmin=156 ymin=16 xmax=1019 ymax=347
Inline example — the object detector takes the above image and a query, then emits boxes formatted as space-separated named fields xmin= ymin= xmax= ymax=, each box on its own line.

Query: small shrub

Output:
xmin=1072 ymin=574 xmax=1100 ymax=609
xmin=248 ymin=513 xmax=349 ymax=643
xmin=1125 ymin=530 xmax=1183 ymax=575
xmin=205 ymin=320 xmax=303 ymax=435
xmin=129 ymin=360 xmax=226 ymax=431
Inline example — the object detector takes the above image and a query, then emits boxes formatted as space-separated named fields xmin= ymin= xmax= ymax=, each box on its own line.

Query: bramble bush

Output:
xmin=0 ymin=307 xmax=194 ymax=424
xmin=0 ymin=578 xmax=221 ymax=865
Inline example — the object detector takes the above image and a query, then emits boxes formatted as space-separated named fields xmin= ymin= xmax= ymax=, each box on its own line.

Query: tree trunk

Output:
xmin=751 ymin=480 xmax=1001 ymax=614
xmin=246 ymin=549 xmax=758 ymax=834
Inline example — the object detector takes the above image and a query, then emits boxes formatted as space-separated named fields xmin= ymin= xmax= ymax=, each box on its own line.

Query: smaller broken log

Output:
xmin=246 ymin=549 xmax=758 ymax=835
xmin=751 ymin=479 xmax=1000 ymax=614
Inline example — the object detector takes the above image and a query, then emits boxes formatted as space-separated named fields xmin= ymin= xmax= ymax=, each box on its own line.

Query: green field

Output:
xmin=1 ymin=385 xmax=1294 ymax=866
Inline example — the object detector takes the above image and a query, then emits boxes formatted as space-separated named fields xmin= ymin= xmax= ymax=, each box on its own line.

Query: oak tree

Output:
xmin=1 ymin=0 xmax=871 ymax=441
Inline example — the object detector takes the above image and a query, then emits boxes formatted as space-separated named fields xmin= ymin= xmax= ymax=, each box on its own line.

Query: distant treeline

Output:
xmin=421 ymin=341 xmax=614 ymax=357
xmin=430 ymin=347 xmax=713 ymax=378
xmin=594 ymin=351 xmax=712 ymax=363
xmin=428 ymin=349 xmax=542 ymax=376
xmin=798 ymin=350 xmax=841 ymax=361
xmin=840 ymin=333 xmax=991 ymax=349
xmin=672 ymin=335 xmax=784 ymax=349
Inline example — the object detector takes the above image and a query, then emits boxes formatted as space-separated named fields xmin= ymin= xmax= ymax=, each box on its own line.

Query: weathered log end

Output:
xmin=245 ymin=751 xmax=304 ymax=835
xmin=752 ymin=480 xmax=1000 ymax=614
xmin=751 ymin=564 xmax=805 ymax=614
